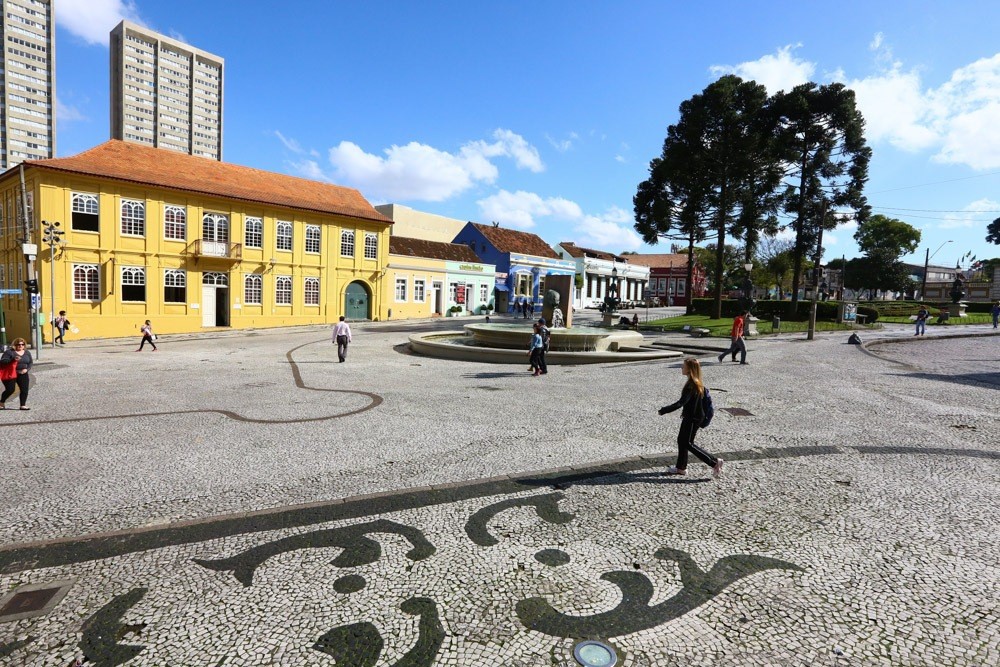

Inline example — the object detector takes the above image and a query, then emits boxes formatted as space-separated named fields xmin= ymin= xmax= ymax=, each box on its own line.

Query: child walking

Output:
xmin=658 ymin=358 xmax=723 ymax=478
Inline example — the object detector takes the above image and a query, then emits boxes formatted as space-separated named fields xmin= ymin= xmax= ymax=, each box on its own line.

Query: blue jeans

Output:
xmin=915 ymin=319 xmax=926 ymax=335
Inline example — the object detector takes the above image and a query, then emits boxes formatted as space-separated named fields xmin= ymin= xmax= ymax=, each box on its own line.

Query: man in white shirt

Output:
xmin=332 ymin=316 xmax=353 ymax=362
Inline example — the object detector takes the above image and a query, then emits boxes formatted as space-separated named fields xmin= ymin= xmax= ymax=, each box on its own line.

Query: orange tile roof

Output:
xmin=14 ymin=140 xmax=390 ymax=224
xmin=627 ymin=253 xmax=692 ymax=269
xmin=471 ymin=223 xmax=558 ymax=258
xmin=389 ymin=236 xmax=482 ymax=262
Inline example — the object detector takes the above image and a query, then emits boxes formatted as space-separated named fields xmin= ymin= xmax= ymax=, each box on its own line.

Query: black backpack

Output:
xmin=700 ymin=388 xmax=715 ymax=428
xmin=540 ymin=326 xmax=551 ymax=351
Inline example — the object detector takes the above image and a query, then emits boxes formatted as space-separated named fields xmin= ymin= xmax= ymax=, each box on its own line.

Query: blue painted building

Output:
xmin=453 ymin=222 xmax=576 ymax=315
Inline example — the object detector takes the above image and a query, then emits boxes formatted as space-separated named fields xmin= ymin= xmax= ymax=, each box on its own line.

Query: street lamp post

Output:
xmin=42 ymin=221 xmax=64 ymax=349
xmin=921 ymin=240 xmax=953 ymax=301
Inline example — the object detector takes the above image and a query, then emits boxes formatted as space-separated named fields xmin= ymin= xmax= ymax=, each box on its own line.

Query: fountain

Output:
xmin=407 ymin=275 xmax=683 ymax=365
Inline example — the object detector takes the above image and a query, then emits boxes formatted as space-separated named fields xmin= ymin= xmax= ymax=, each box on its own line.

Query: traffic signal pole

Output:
xmin=19 ymin=165 xmax=39 ymax=359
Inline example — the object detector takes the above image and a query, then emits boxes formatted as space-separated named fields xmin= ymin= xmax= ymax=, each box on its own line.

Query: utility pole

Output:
xmin=921 ymin=240 xmax=953 ymax=301
xmin=43 ymin=221 xmax=64 ymax=348
xmin=19 ymin=165 xmax=40 ymax=359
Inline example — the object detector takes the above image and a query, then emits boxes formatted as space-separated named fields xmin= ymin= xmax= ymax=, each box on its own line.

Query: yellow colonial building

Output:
xmin=0 ymin=140 xmax=392 ymax=342
xmin=386 ymin=236 xmax=496 ymax=319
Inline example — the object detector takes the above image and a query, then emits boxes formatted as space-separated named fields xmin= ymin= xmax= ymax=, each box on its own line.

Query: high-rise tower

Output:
xmin=110 ymin=20 xmax=223 ymax=160
xmin=1 ymin=0 xmax=55 ymax=169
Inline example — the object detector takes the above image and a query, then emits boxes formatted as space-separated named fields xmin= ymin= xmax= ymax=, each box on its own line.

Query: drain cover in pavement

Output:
xmin=0 ymin=580 xmax=74 ymax=623
xmin=721 ymin=407 xmax=754 ymax=417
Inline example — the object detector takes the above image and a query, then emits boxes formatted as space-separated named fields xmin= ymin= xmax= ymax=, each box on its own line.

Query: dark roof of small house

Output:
xmin=558 ymin=242 xmax=627 ymax=262
xmin=389 ymin=235 xmax=482 ymax=262
xmin=627 ymin=253 xmax=692 ymax=269
xmin=471 ymin=223 xmax=558 ymax=258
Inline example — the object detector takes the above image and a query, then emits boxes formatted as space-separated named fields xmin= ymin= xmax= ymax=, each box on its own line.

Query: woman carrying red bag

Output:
xmin=1 ymin=338 xmax=33 ymax=410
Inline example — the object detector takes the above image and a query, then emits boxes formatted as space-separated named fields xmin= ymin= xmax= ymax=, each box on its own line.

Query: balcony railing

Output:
xmin=191 ymin=240 xmax=242 ymax=260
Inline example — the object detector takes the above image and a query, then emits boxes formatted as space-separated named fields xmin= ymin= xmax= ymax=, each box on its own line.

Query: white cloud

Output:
xmin=58 ymin=0 xmax=142 ymax=46
xmin=939 ymin=198 xmax=1000 ymax=229
xmin=545 ymin=131 xmax=578 ymax=152
xmin=614 ymin=155 xmax=626 ymax=163
xmin=476 ymin=191 xmax=643 ymax=250
xmin=56 ymin=98 xmax=86 ymax=124
xmin=284 ymin=129 xmax=542 ymax=202
xmin=710 ymin=45 xmax=816 ymax=94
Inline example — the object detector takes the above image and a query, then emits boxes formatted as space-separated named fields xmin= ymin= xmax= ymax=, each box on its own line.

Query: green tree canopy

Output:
xmin=853 ymin=214 xmax=921 ymax=259
xmin=773 ymin=82 xmax=872 ymax=306
xmin=634 ymin=75 xmax=783 ymax=317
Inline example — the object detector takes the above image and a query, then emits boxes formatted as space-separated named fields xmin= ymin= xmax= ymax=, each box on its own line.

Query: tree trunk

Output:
xmin=790 ymin=142 xmax=809 ymax=307
xmin=685 ymin=232 xmax=696 ymax=315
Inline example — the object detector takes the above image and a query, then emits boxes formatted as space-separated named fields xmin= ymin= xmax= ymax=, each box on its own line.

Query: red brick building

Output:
xmin=628 ymin=253 xmax=707 ymax=306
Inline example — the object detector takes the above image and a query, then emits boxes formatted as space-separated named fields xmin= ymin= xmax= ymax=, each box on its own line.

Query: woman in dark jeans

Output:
xmin=658 ymin=358 xmax=723 ymax=478
xmin=0 ymin=338 xmax=34 ymax=410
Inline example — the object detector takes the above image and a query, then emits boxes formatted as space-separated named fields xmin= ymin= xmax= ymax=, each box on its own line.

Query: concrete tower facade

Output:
xmin=1 ymin=0 xmax=55 ymax=169
xmin=110 ymin=20 xmax=223 ymax=160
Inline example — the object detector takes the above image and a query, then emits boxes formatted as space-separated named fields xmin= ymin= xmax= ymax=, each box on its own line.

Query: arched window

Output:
xmin=164 ymin=205 xmax=186 ymax=240
xmin=276 ymin=221 xmax=293 ymax=251
xmin=275 ymin=275 xmax=292 ymax=304
xmin=340 ymin=230 xmax=355 ymax=257
xmin=164 ymin=269 xmax=186 ymax=302
xmin=304 ymin=277 xmax=320 ymax=305
xmin=244 ymin=216 xmax=262 ymax=248
xmin=202 ymin=272 xmax=228 ymax=286
xmin=121 ymin=199 xmax=145 ymax=236
xmin=203 ymin=212 xmax=229 ymax=243
xmin=364 ymin=233 xmax=378 ymax=259
xmin=120 ymin=266 xmax=146 ymax=302
xmin=244 ymin=274 xmax=262 ymax=304
xmin=73 ymin=264 xmax=100 ymax=301
xmin=305 ymin=225 xmax=321 ymax=253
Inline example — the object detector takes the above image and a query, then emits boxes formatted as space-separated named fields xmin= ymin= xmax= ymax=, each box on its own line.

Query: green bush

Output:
xmin=692 ymin=298 xmax=848 ymax=321
xmin=857 ymin=305 xmax=879 ymax=323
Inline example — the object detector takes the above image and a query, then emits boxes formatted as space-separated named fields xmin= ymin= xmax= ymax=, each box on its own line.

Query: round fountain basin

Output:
xmin=463 ymin=322 xmax=643 ymax=352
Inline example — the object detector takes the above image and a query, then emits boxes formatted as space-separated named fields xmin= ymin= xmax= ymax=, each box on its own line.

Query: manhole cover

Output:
xmin=722 ymin=407 xmax=753 ymax=417
xmin=0 ymin=579 xmax=74 ymax=623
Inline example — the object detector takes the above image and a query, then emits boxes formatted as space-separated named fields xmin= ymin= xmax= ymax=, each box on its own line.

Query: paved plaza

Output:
xmin=0 ymin=318 xmax=997 ymax=666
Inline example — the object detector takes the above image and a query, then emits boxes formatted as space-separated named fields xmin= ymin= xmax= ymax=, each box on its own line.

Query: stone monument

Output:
xmin=947 ymin=275 xmax=968 ymax=318
xmin=542 ymin=275 xmax=573 ymax=328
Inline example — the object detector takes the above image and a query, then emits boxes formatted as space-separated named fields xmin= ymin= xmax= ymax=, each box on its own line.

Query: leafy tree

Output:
xmin=853 ymin=215 xmax=920 ymax=258
xmin=692 ymin=244 xmax=742 ymax=292
xmin=634 ymin=75 xmax=783 ymax=317
xmin=843 ymin=254 xmax=912 ymax=299
xmin=756 ymin=236 xmax=796 ymax=299
xmin=773 ymin=83 xmax=872 ymax=306
xmin=987 ymin=217 xmax=1000 ymax=245
xmin=969 ymin=257 xmax=1000 ymax=282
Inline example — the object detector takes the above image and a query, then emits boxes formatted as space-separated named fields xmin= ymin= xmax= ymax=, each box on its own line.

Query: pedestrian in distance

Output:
xmin=527 ymin=300 xmax=535 ymax=318
xmin=658 ymin=358 xmax=723 ymax=478
xmin=915 ymin=306 xmax=929 ymax=336
xmin=537 ymin=317 xmax=550 ymax=375
xmin=0 ymin=338 xmax=34 ymax=410
xmin=53 ymin=310 xmax=70 ymax=345
xmin=991 ymin=302 xmax=999 ymax=329
xmin=136 ymin=320 xmax=157 ymax=351
xmin=718 ymin=311 xmax=748 ymax=364
xmin=333 ymin=316 xmax=352 ymax=363
xmin=528 ymin=322 xmax=545 ymax=376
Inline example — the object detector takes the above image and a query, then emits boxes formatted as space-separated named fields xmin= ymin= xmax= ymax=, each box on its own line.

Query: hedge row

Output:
xmin=690 ymin=298 xmax=854 ymax=322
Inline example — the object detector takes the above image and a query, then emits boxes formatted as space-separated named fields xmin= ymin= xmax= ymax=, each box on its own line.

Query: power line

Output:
xmin=868 ymin=169 xmax=1000 ymax=194
xmin=873 ymin=205 xmax=1000 ymax=213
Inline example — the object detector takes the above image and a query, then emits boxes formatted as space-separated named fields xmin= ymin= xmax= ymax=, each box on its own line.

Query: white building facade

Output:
xmin=555 ymin=243 xmax=649 ymax=310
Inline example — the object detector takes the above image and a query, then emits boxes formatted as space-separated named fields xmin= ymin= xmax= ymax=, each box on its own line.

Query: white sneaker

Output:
xmin=712 ymin=458 xmax=724 ymax=479
xmin=665 ymin=466 xmax=687 ymax=476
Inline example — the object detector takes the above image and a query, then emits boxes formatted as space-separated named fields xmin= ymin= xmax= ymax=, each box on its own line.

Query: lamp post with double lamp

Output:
xmin=921 ymin=240 xmax=953 ymax=301
xmin=42 ymin=221 xmax=64 ymax=349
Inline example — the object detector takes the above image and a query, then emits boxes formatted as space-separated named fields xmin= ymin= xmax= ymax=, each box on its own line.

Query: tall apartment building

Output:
xmin=1 ymin=0 xmax=55 ymax=169
xmin=110 ymin=20 xmax=223 ymax=160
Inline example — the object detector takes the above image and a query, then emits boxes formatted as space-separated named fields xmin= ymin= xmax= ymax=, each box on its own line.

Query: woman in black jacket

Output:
xmin=0 ymin=338 xmax=33 ymax=410
xmin=658 ymin=358 xmax=723 ymax=478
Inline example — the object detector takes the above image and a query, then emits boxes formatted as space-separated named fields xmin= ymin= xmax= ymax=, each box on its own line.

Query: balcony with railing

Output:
xmin=190 ymin=239 xmax=242 ymax=261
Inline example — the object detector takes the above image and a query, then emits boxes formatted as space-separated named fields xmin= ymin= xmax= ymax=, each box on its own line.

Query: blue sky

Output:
xmin=55 ymin=0 xmax=1000 ymax=269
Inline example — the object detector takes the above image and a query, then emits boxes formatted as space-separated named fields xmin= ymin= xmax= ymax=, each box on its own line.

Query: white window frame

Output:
xmin=305 ymin=225 xmax=321 ymax=253
xmin=394 ymin=277 xmax=407 ymax=301
xmin=364 ymin=233 xmax=378 ymax=260
xmin=120 ymin=266 xmax=146 ymax=302
xmin=164 ymin=205 xmax=186 ymax=241
xmin=244 ymin=216 xmax=262 ymax=248
xmin=413 ymin=279 xmax=426 ymax=303
xmin=73 ymin=264 xmax=100 ymax=301
xmin=341 ymin=230 xmax=355 ymax=257
xmin=480 ymin=283 xmax=488 ymax=303
xmin=304 ymin=277 xmax=320 ymax=305
xmin=244 ymin=274 xmax=262 ymax=305
xmin=163 ymin=268 xmax=186 ymax=303
xmin=71 ymin=192 xmax=99 ymax=232
xmin=120 ymin=199 xmax=145 ymax=236
xmin=276 ymin=221 xmax=293 ymax=251
xmin=275 ymin=275 xmax=292 ymax=305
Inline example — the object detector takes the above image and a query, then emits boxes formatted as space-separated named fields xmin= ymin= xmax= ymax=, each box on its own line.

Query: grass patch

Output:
xmin=644 ymin=314 xmax=868 ymax=337
xmin=879 ymin=313 xmax=992 ymax=326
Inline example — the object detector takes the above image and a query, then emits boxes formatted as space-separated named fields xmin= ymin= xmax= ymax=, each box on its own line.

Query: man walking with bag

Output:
xmin=718 ymin=310 xmax=749 ymax=364
xmin=332 ymin=316 xmax=353 ymax=363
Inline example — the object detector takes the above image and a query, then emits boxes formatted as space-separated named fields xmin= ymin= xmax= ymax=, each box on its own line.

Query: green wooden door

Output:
xmin=345 ymin=281 xmax=370 ymax=320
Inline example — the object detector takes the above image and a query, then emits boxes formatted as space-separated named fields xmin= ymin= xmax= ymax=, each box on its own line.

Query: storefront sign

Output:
xmin=458 ymin=264 xmax=485 ymax=272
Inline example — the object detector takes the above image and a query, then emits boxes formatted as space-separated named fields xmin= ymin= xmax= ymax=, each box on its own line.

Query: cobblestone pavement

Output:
xmin=0 ymin=323 xmax=997 ymax=665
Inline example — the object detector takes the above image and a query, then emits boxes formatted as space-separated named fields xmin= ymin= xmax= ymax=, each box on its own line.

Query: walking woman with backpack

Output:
xmin=658 ymin=358 xmax=723 ymax=478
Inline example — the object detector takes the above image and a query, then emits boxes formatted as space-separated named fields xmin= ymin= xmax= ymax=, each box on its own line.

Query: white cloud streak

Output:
xmin=939 ymin=198 xmax=1000 ymax=229
xmin=476 ymin=190 xmax=643 ymax=250
xmin=58 ymin=0 xmax=142 ymax=46
xmin=286 ymin=129 xmax=543 ymax=202
xmin=710 ymin=45 xmax=816 ymax=94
